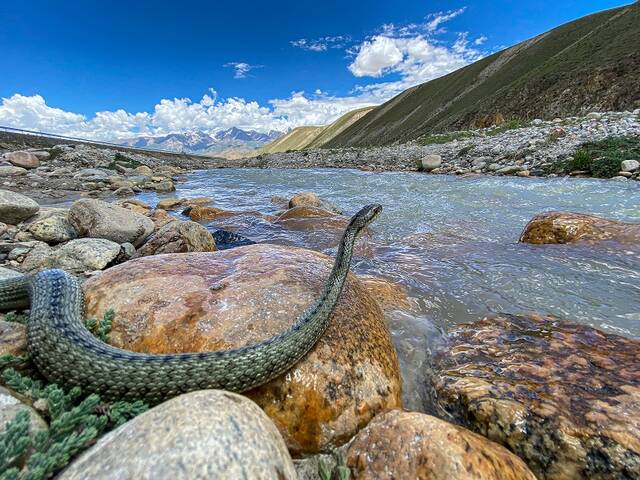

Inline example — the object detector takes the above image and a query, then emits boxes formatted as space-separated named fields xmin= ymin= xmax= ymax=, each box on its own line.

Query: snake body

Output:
xmin=0 ymin=204 xmax=382 ymax=404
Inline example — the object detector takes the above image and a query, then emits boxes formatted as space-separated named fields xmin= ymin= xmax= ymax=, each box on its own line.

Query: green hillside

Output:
xmin=326 ymin=2 xmax=640 ymax=148
xmin=305 ymin=107 xmax=375 ymax=149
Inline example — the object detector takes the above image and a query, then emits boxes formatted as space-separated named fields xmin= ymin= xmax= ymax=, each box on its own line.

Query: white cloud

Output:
xmin=474 ymin=35 xmax=488 ymax=45
xmin=426 ymin=8 xmax=466 ymax=33
xmin=348 ymin=36 xmax=404 ymax=77
xmin=224 ymin=62 xmax=261 ymax=79
xmin=290 ymin=35 xmax=351 ymax=52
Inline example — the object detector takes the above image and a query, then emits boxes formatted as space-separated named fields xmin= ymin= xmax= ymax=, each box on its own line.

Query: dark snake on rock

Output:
xmin=0 ymin=204 xmax=382 ymax=404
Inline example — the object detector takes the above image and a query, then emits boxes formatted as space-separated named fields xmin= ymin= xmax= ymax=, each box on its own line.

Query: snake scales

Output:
xmin=0 ymin=204 xmax=382 ymax=404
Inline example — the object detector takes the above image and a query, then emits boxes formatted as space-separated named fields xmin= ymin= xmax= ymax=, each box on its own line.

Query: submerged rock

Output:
xmin=429 ymin=313 xmax=640 ymax=480
xmin=288 ymin=192 xmax=342 ymax=214
xmin=346 ymin=410 xmax=536 ymax=480
xmin=68 ymin=198 xmax=154 ymax=246
xmin=57 ymin=390 xmax=296 ymax=480
xmin=210 ymin=229 xmax=256 ymax=250
xmin=519 ymin=211 xmax=640 ymax=244
xmin=82 ymin=245 xmax=402 ymax=454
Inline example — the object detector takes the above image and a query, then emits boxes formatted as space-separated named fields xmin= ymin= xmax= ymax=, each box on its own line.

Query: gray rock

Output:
xmin=25 ymin=210 xmax=77 ymax=244
xmin=621 ymin=159 xmax=639 ymax=172
xmin=51 ymin=238 xmax=121 ymax=272
xmin=0 ymin=267 xmax=22 ymax=281
xmin=0 ymin=190 xmax=39 ymax=224
xmin=487 ymin=163 xmax=501 ymax=172
xmin=57 ymin=390 xmax=296 ymax=480
xmin=610 ymin=176 xmax=629 ymax=181
xmin=134 ymin=220 xmax=217 ymax=258
xmin=68 ymin=199 xmax=154 ymax=246
xmin=113 ymin=187 xmax=134 ymax=197
xmin=29 ymin=150 xmax=51 ymax=161
xmin=496 ymin=165 xmax=523 ymax=175
xmin=421 ymin=154 xmax=442 ymax=172
xmin=3 ymin=151 xmax=40 ymax=169
xmin=73 ymin=168 xmax=113 ymax=183
xmin=150 ymin=179 xmax=175 ymax=192
xmin=0 ymin=166 xmax=28 ymax=176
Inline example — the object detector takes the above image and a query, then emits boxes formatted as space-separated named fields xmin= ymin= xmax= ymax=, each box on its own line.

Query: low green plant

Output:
xmin=2 ymin=313 xmax=28 ymax=325
xmin=107 ymin=152 xmax=142 ymax=170
xmin=0 ymin=309 xmax=148 ymax=479
xmin=318 ymin=454 xmax=351 ymax=480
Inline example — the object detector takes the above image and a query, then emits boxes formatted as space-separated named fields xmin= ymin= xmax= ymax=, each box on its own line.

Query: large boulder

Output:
xmin=346 ymin=410 xmax=536 ymax=480
xmin=429 ymin=314 xmax=640 ymax=480
xmin=421 ymin=154 xmax=442 ymax=172
xmin=82 ymin=245 xmax=402 ymax=455
xmin=20 ymin=238 xmax=122 ymax=273
xmin=621 ymin=159 xmax=639 ymax=172
xmin=520 ymin=211 xmax=640 ymax=244
xmin=0 ymin=190 xmax=39 ymax=225
xmin=57 ymin=390 xmax=296 ymax=480
xmin=0 ymin=166 xmax=28 ymax=176
xmin=68 ymin=199 xmax=154 ymax=246
xmin=133 ymin=220 xmax=217 ymax=257
xmin=3 ymin=151 xmax=40 ymax=169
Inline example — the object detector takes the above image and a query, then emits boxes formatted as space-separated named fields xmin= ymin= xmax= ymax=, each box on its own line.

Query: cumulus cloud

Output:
xmin=224 ymin=62 xmax=261 ymax=79
xmin=290 ymin=35 xmax=351 ymax=52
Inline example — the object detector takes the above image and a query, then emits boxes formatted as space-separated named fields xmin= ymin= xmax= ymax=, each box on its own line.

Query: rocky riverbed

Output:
xmin=219 ymin=110 xmax=640 ymax=180
xmin=0 ymin=125 xmax=639 ymax=478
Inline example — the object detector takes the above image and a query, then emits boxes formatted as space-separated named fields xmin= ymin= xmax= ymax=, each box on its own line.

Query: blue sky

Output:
xmin=0 ymin=0 xmax=631 ymax=139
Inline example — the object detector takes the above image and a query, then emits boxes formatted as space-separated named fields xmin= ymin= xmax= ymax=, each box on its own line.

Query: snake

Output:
xmin=0 ymin=204 xmax=382 ymax=404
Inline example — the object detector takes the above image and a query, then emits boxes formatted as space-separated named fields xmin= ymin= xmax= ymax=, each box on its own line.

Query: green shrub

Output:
xmin=108 ymin=152 xmax=142 ymax=170
xmin=485 ymin=119 xmax=530 ymax=136
xmin=418 ymin=131 xmax=472 ymax=145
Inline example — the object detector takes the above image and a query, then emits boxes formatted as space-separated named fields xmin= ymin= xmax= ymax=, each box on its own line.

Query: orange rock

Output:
xmin=346 ymin=410 xmax=536 ymax=480
xmin=156 ymin=198 xmax=184 ymax=210
xmin=117 ymin=199 xmax=151 ymax=215
xmin=275 ymin=207 xmax=349 ymax=236
xmin=358 ymin=275 xmax=413 ymax=312
xmin=519 ymin=211 xmax=640 ymax=244
xmin=185 ymin=206 xmax=231 ymax=221
xmin=182 ymin=197 xmax=213 ymax=207
xmin=288 ymin=192 xmax=341 ymax=214
xmin=82 ymin=246 xmax=402 ymax=455
xmin=146 ymin=209 xmax=174 ymax=230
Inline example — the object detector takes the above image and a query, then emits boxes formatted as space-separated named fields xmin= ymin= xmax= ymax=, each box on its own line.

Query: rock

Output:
xmin=617 ymin=171 xmax=633 ymax=178
xmin=211 ymin=229 xmax=256 ymax=250
xmin=68 ymin=198 xmax=154 ymax=246
xmin=29 ymin=150 xmax=50 ymax=161
xmin=621 ymin=159 xmax=639 ymax=172
xmin=150 ymin=179 xmax=175 ymax=192
xmin=429 ymin=314 xmax=640 ymax=480
xmin=358 ymin=275 xmax=413 ymax=312
xmin=421 ymin=154 xmax=442 ymax=172
xmin=496 ymin=165 xmax=523 ymax=175
xmin=57 ymin=390 xmax=296 ymax=480
xmin=288 ymin=192 xmax=342 ymax=214
xmin=134 ymin=165 xmax=153 ymax=176
xmin=0 ymin=190 xmax=39 ymax=224
xmin=113 ymin=186 xmax=134 ymax=197
xmin=0 ymin=166 xmax=28 ymax=176
xmin=0 ymin=321 xmax=27 ymax=357
xmin=346 ymin=410 xmax=536 ymax=480
xmin=271 ymin=195 xmax=289 ymax=209
xmin=116 ymin=199 xmax=151 ymax=215
xmin=147 ymin=209 xmax=174 ymax=230
xmin=156 ymin=198 xmax=183 ymax=210
xmin=487 ymin=163 xmax=501 ymax=172
xmin=3 ymin=151 xmax=40 ymax=169
xmin=182 ymin=197 xmax=213 ymax=208
xmin=0 ymin=387 xmax=48 ymax=469
xmin=0 ymin=267 xmax=22 ymax=280
xmin=185 ymin=206 xmax=231 ymax=221
xmin=73 ymin=168 xmax=112 ymax=183
xmin=24 ymin=238 xmax=122 ymax=273
xmin=25 ymin=211 xmax=77 ymax=244
xmin=82 ymin=246 xmax=402 ymax=454
xmin=276 ymin=206 xmax=340 ymax=221
xmin=134 ymin=220 xmax=217 ymax=257
xmin=516 ymin=169 xmax=531 ymax=177
xmin=610 ymin=176 xmax=628 ymax=181
xmin=15 ymin=242 xmax=53 ymax=272
xmin=519 ymin=211 xmax=640 ymax=244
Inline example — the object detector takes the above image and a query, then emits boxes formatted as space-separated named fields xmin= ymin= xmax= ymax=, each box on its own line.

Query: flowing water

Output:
xmin=139 ymin=168 xmax=640 ymax=408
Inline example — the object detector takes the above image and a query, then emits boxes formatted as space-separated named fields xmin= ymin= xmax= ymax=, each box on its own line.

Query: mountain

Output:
xmin=118 ymin=128 xmax=284 ymax=154
xmin=258 ymin=106 xmax=376 ymax=154
xmin=326 ymin=2 xmax=640 ymax=148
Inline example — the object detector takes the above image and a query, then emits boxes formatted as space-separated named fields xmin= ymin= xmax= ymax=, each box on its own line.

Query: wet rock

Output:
xmin=358 ymin=275 xmax=413 ymax=312
xmin=346 ymin=410 xmax=536 ymax=480
xmin=0 ymin=166 xmax=28 ymax=176
xmin=25 ymin=210 xmax=77 ymax=244
xmin=68 ymin=198 xmax=154 ymax=246
xmin=429 ymin=313 xmax=640 ymax=480
xmin=134 ymin=220 xmax=217 ymax=257
xmin=211 ymin=229 xmax=256 ymax=250
xmin=113 ymin=186 xmax=134 ymax=197
xmin=156 ymin=198 xmax=183 ymax=210
xmin=150 ymin=179 xmax=175 ymax=192
xmin=82 ymin=246 xmax=402 ymax=454
xmin=116 ymin=199 xmax=151 ymax=215
xmin=519 ymin=211 xmax=640 ymax=244
xmin=0 ymin=321 xmax=27 ymax=357
xmin=421 ymin=154 xmax=442 ymax=172
xmin=496 ymin=165 xmax=523 ymax=175
xmin=289 ymin=192 xmax=342 ymax=214
xmin=271 ymin=195 xmax=289 ymax=209
xmin=0 ymin=190 xmax=39 ymax=224
xmin=185 ymin=206 xmax=233 ymax=221
xmin=57 ymin=390 xmax=296 ymax=480
xmin=3 ymin=151 xmax=40 ymax=169
xmin=146 ymin=209 xmax=174 ymax=230
xmin=182 ymin=197 xmax=213 ymax=208
xmin=0 ymin=387 xmax=48 ymax=469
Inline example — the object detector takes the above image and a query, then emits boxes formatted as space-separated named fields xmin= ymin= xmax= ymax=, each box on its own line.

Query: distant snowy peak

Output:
xmin=118 ymin=128 xmax=284 ymax=154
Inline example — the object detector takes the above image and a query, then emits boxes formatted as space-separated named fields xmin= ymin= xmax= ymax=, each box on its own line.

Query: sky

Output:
xmin=0 ymin=0 xmax=631 ymax=140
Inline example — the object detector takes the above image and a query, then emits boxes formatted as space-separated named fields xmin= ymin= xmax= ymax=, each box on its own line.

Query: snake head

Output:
xmin=348 ymin=204 xmax=383 ymax=232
